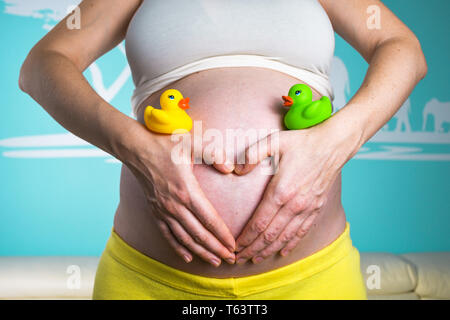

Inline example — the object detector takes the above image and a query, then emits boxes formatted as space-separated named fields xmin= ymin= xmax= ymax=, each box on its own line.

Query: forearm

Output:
xmin=19 ymin=49 xmax=145 ymax=163
xmin=326 ymin=37 xmax=427 ymax=157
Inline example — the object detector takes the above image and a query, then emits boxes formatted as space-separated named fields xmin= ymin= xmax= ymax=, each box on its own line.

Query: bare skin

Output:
xmin=19 ymin=0 xmax=426 ymax=273
xmin=232 ymin=0 xmax=428 ymax=263
xmin=114 ymin=67 xmax=347 ymax=277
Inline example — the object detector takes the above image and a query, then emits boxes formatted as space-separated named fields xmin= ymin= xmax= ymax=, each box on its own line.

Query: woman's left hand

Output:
xmin=233 ymin=120 xmax=362 ymax=264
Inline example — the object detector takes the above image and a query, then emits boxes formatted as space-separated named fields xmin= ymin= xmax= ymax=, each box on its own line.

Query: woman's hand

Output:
xmin=233 ymin=120 xmax=362 ymax=264
xmin=123 ymin=125 xmax=236 ymax=267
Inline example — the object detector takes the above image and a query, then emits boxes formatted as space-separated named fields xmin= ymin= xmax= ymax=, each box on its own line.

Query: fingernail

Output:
xmin=183 ymin=255 xmax=192 ymax=263
xmin=253 ymin=257 xmax=263 ymax=264
xmin=236 ymin=258 xmax=247 ymax=265
xmin=225 ymin=257 xmax=235 ymax=264
xmin=211 ymin=258 xmax=221 ymax=267
xmin=224 ymin=160 xmax=235 ymax=172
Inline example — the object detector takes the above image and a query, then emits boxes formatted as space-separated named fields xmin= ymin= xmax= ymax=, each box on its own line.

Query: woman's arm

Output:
xmin=319 ymin=0 xmax=427 ymax=151
xmin=232 ymin=0 xmax=427 ymax=263
xmin=19 ymin=0 xmax=142 ymax=160
xmin=19 ymin=0 xmax=235 ymax=266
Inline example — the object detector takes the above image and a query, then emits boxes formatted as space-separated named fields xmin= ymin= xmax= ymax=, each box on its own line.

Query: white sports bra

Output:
xmin=125 ymin=0 xmax=335 ymax=117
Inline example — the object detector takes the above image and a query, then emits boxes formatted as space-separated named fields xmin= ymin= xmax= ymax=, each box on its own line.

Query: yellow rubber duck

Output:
xmin=144 ymin=89 xmax=193 ymax=134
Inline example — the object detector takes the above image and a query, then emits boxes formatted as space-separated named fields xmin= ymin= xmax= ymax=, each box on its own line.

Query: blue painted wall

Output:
xmin=0 ymin=0 xmax=449 ymax=256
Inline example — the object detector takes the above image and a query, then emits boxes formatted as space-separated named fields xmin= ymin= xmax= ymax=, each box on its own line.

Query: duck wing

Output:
xmin=302 ymin=96 xmax=332 ymax=119
xmin=149 ymin=108 xmax=171 ymax=125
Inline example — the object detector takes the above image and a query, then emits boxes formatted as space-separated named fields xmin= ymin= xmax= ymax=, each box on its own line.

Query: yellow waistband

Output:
xmin=106 ymin=223 xmax=352 ymax=297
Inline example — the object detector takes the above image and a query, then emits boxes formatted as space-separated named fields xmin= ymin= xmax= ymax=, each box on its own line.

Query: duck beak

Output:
xmin=178 ymin=97 xmax=190 ymax=110
xmin=282 ymin=95 xmax=293 ymax=107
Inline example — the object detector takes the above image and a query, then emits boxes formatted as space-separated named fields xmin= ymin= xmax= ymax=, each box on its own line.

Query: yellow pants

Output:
xmin=93 ymin=223 xmax=367 ymax=300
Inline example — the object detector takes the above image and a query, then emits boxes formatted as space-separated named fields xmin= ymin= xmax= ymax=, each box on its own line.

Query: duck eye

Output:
xmin=168 ymin=95 xmax=175 ymax=100
xmin=295 ymin=90 xmax=302 ymax=96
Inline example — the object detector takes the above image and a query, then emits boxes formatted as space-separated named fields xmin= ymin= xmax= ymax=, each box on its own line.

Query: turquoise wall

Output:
xmin=0 ymin=0 xmax=449 ymax=256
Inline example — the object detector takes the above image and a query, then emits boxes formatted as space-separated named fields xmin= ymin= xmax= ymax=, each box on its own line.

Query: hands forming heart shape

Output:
xmin=129 ymin=117 xmax=361 ymax=267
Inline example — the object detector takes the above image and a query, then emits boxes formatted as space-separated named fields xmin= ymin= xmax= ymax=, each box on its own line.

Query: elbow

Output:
xmin=410 ymin=35 xmax=428 ymax=81
xmin=18 ymin=60 xmax=28 ymax=94
xmin=418 ymin=58 xmax=428 ymax=81
xmin=417 ymin=49 xmax=428 ymax=81
xmin=18 ymin=51 xmax=35 ymax=95
xmin=19 ymin=48 xmax=80 ymax=95
xmin=19 ymin=48 xmax=54 ymax=95
xmin=375 ymin=34 xmax=428 ymax=81
xmin=18 ymin=67 xmax=29 ymax=94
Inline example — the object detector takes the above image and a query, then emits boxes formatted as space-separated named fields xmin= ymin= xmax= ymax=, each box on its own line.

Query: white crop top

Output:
xmin=125 ymin=0 xmax=335 ymax=118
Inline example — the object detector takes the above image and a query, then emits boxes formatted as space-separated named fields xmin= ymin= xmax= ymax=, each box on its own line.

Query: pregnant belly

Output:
xmin=114 ymin=67 xmax=346 ymax=277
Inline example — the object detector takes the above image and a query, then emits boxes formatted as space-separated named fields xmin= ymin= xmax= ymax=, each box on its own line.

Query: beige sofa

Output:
xmin=0 ymin=252 xmax=449 ymax=300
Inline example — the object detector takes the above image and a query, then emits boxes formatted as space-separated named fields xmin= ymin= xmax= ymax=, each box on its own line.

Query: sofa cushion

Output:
xmin=0 ymin=257 xmax=99 ymax=299
xmin=401 ymin=252 xmax=450 ymax=300
xmin=359 ymin=252 xmax=418 ymax=297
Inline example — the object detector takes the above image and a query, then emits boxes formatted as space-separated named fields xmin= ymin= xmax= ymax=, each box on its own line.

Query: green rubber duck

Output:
xmin=282 ymin=84 xmax=333 ymax=130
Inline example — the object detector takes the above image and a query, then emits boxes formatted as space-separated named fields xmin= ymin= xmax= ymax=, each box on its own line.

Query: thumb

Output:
xmin=234 ymin=133 xmax=279 ymax=176
xmin=203 ymin=147 xmax=234 ymax=174
xmin=213 ymin=161 xmax=235 ymax=174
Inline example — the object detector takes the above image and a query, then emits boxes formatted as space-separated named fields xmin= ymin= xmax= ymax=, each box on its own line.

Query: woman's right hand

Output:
xmin=122 ymin=125 xmax=236 ymax=267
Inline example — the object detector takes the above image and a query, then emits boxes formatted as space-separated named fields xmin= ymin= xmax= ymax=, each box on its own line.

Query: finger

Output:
xmin=212 ymin=161 xmax=234 ymax=174
xmin=153 ymin=196 xmax=235 ymax=263
xmin=234 ymin=132 xmax=279 ymax=176
xmin=235 ymin=174 xmax=291 ymax=252
xmin=203 ymin=146 xmax=234 ymax=174
xmin=236 ymin=196 xmax=309 ymax=262
xmin=280 ymin=211 xmax=318 ymax=257
xmin=165 ymin=217 xmax=223 ymax=267
xmin=173 ymin=203 xmax=235 ymax=264
xmin=187 ymin=182 xmax=236 ymax=252
xmin=212 ymin=154 xmax=235 ymax=174
xmin=155 ymin=219 xmax=193 ymax=263
xmin=252 ymin=213 xmax=310 ymax=263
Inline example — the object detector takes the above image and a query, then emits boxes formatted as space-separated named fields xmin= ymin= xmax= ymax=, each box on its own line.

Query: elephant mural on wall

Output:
xmin=422 ymin=98 xmax=450 ymax=133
